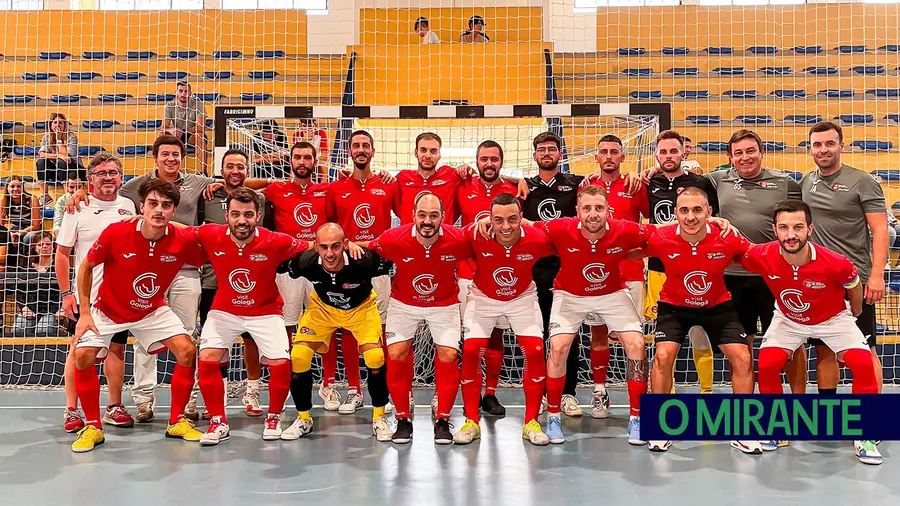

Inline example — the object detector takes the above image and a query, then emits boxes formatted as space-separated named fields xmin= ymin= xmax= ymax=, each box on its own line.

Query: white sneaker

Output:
xmin=242 ymin=389 xmax=263 ymax=417
xmin=648 ymin=440 xmax=671 ymax=452
xmin=539 ymin=395 xmax=547 ymax=415
xmin=318 ymin=385 xmax=341 ymax=411
xmin=731 ymin=440 xmax=763 ymax=454
xmin=453 ymin=419 xmax=481 ymax=445
xmin=855 ymin=440 xmax=883 ymax=465
xmin=262 ymin=414 xmax=282 ymax=441
xmin=409 ymin=393 xmax=416 ymax=418
xmin=339 ymin=390 xmax=364 ymax=415
xmin=184 ymin=400 xmax=200 ymax=422
xmin=199 ymin=416 xmax=230 ymax=446
xmin=430 ymin=393 xmax=439 ymax=421
xmin=385 ymin=401 xmax=394 ymax=415
xmin=591 ymin=388 xmax=610 ymax=419
xmin=280 ymin=416 xmax=314 ymax=440
xmin=372 ymin=415 xmax=392 ymax=442
xmin=561 ymin=394 xmax=583 ymax=417
xmin=522 ymin=419 xmax=550 ymax=446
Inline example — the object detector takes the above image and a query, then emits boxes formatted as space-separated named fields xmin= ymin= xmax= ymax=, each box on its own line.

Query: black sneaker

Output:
xmin=392 ymin=418 xmax=413 ymax=444
xmin=434 ymin=418 xmax=453 ymax=445
xmin=480 ymin=394 xmax=507 ymax=417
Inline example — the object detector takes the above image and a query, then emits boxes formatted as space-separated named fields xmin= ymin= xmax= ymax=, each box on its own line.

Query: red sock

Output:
xmin=591 ymin=348 xmax=610 ymax=385
xmin=405 ymin=351 xmax=415 ymax=387
xmin=842 ymin=348 xmax=878 ymax=394
xmin=518 ymin=336 xmax=545 ymax=423
xmin=341 ymin=330 xmax=361 ymax=392
xmin=321 ymin=334 xmax=338 ymax=387
xmin=484 ymin=329 xmax=504 ymax=396
xmin=199 ymin=360 xmax=227 ymax=422
xmin=461 ymin=338 xmax=487 ymax=422
xmin=626 ymin=379 xmax=647 ymax=417
xmin=757 ymin=347 xmax=790 ymax=394
xmin=169 ymin=363 xmax=195 ymax=425
xmin=267 ymin=361 xmax=292 ymax=415
xmin=387 ymin=356 xmax=411 ymax=419
xmin=74 ymin=366 xmax=102 ymax=429
xmin=546 ymin=375 xmax=566 ymax=414
xmin=434 ymin=356 xmax=460 ymax=420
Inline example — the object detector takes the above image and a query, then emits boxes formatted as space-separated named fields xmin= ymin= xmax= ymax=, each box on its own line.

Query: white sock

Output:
xmin=594 ymin=383 xmax=607 ymax=393
xmin=246 ymin=379 xmax=261 ymax=393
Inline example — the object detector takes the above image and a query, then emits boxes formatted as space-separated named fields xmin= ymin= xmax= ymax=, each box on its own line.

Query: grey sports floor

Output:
xmin=0 ymin=388 xmax=895 ymax=506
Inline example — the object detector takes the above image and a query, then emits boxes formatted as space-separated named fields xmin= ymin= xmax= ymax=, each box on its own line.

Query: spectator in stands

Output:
xmin=0 ymin=175 xmax=41 ymax=268
xmin=36 ymin=113 xmax=84 ymax=186
xmin=460 ymin=15 xmax=490 ymax=43
xmin=415 ymin=16 xmax=440 ymax=44
xmin=9 ymin=231 xmax=61 ymax=337
xmin=52 ymin=177 xmax=82 ymax=236
xmin=0 ymin=222 xmax=8 ymax=271
xmin=681 ymin=136 xmax=701 ymax=172
xmin=162 ymin=81 xmax=209 ymax=176
xmin=292 ymin=119 xmax=329 ymax=181
xmin=251 ymin=119 xmax=290 ymax=179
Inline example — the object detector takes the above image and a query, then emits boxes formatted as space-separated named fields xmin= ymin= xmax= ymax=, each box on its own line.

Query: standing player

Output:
xmin=455 ymin=193 xmax=554 ymax=445
xmin=742 ymin=200 xmax=881 ymax=464
xmin=69 ymin=179 xmax=207 ymax=452
xmin=192 ymin=188 xmax=308 ymax=445
xmin=55 ymin=154 xmax=136 ymax=432
xmin=396 ymin=132 xmax=466 ymax=225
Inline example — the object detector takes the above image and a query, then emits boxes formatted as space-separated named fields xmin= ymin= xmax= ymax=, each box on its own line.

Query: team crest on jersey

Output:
xmin=228 ymin=268 xmax=256 ymax=294
xmin=412 ymin=274 xmax=438 ymax=296
xmin=537 ymin=199 xmax=562 ymax=221
xmin=582 ymin=263 xmax=609 ymax=284
xmin=707 ymin=252 xmax=725 ymax=260
xmin=298 ymin=326 xmax=316 ymax=336
xmin=492 ymin=267 xmax=518 ymax=287
xmin=676 ymin=187 xmax=686 ymax=194
xmin=432 ymin=179 xmax=446 ymax=185
xmin=831 ymin=183 xmax=850 ymax=192
xmin=133 ymin=273 xmax=160 ymax=300
xmin=758 ymin=181 xmax=779 ymax=189
xmin=249 ymin=254 xmax=268 ymax=262
xmin=803 ymin=279 xmax=826 ymax=289
xmin=440 ymin=255 xmax=456 ymax=262
xmin=342 ymin=283 xmax=361 ymax=289
xmin=653 ymin=200 xmax=674 ymax=223
xmin=684 ymin=271 xmax=712 ymax=296
xmin=616 ymin=191 xmax=632 ymax=199
xmin=779 ymin=289 xmax=811 ymax=316
xmin=313 ymin=192 xmax=327 ymax=197
xmin=556 ymin=185 xmax=573 ymax=192
xmin=118 ymin=209 xmax=133 ymax=215
xmin=293 ymin=202 xmax=317 ymax=227
xmin=353 ymin=204 xmax=376 ymax=229
xmin=159 ymin=255 xmax=177 ymax=263
xmin=370 ymin=188 xmax=386 ymax=196
xmin=606 ymin=247 xmax=623 ymax=255
xmin=516 ymin=253 xmax=534 ymax=261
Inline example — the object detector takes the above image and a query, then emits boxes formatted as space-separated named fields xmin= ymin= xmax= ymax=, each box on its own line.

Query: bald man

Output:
xmin=277 ymin=223 xmax=394 ymax=442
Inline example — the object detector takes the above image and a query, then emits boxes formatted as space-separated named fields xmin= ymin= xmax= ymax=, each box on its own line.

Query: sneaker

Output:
xmin=102 ymin=404 xmax=135 ymax=428
xmin=545 ymin=416 xmax=565 ymax=444
xmin=777 ymin=440 xmax=790 ymax=447
xmin=64 ymin=408 xmax=85 ymax=433
xmin=522 ymin=419 xmax=550 ymax=446
xmin=855 ymin=440 xmax=883 ymax=465
xmin=539 ymin=395 xmax=548 ymax=416
xmin=591 ymin=389 xmax=610 ymax=419
xmin=318 ymin=385 xmax=341 ymax=412
xmin=648 ymin=440 xmax=671 ymax=452
xmin=135 ymin=401 xmax=154 ymax=423
xmin=392 ymin=418 xmax=413 ymax=444
xmin=430 ymin=393 xmax=439 ymax=421
xmin=731 ymin=440 xmax=763 ymax=455
xmin=243 ymin=390 xmax=264 ymax=417
xmin=281 ymin=415 xmax=314 ymax=440
xmin=627 ymin=416 xmax=646 ymax=445
xmin=385 ymin=401 xmax=394 ymax=415
xmin=166 ymin=417 xmax=204 ymax=442
xmin=339 ymin=390 xmax=364 ymax=415
xmin=409 ymin=393 xmax=416 ymax=418
xmin=760 ymin=440 xmax=779 ymax=452
xmin=184 ymin=400 xmax=200 ymax=422
xmin=434 ymin=418 xmax=453 ymax=445
xmin=453 ymin=419 xmax=481 ymax=445
xmin=561 ymin=394 xmax=583 ymax=417
xmin=199 ymin=416 xmax=231 ymax=446
xmin=373 ymin=415 xmax=393 ymax=442
xmin=480 ymin=394 xmax=506 ymax=417
xmin=262 ymin=414 xmax=282 ymax=441
xmin=71 ymin=425 xmax=105 ymax=453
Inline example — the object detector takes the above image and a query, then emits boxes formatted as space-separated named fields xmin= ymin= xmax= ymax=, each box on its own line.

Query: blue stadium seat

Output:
xmin=81 ymin=51 xmax=113 ymax=60
xmin=880 ymin=45 xmax=900 ymax=52
xmin=22 ymin=72 xmax=56 ymax=81
xmin=186 ymin=145 xmax=196 ymax=155
xmin=773 ymin=90 xmax=806 ymax=98
xmin=852 ymin=65 xmax=885 ymax=75
xmin=698 ymin=142 xmax=728 ymax=152
xmin=0 ymin=121 xmax=23 ymax=131
xmin=42 ymin=208 xmax=55 ymax=219
xmin=195 ymin=93 xmax=222 ymax=102
xmin=758 ymin=67 xmax=791 ymax=75
xmin=13 ymin=146 xmax=39 ymax=156
xmin=68 ymin=72 xmax=101 ymax=80
xmin=819 ymin=89 xmax=854 ymax=98
xmin=132 ymin=119 xmax=163 ymax=129
xmin=33 ymin=121 xmax=47 ymax=130
xmin=805 ymin=66 xmax=838 ymax=75
xmin=204 ymin=71 xmax=232 ymax=80
xmin=0 ymin=176 xmax=36 ymax=186
xmin=747 ymin=46 xmax=777 ymax=54
xmin=853 ymin=141 xmax=893 ymax=151
xmin=146 ymin=93 xmax=175 ymax=102
xmin=205 ymin=118 xmax=214 ymax=128
xmin=255 ymin=50 xmax=285 ymax=58
xmin=794 ymin=45 xmax=823 ymax=54
xmin=82 ymin=120 xmax=119 ymax=129
xmin=157 ymin=71 xmax=188 ymax=80
xmin=38 ymin=51 xmax=69 ymax=60
xmin=622 ymin=68 xmax=652 ymax=76
xmin=78 ymin=146 xmax=103 ymax=157
xmin=114 ymin=72 xmax=145 ymax=80
xmin=798 ymin=141 xmax=809 ymax=149
xmin=703 ymin=46 xmax=733 ymax=55
xmin=885 ymin=114 xmax=900 ymax=123
xmin=123 ymin=174 xmax=136 ymax=182
xmin=617 ymin=48 xmax=646 ymax=56
xmin=763 ymin=141 xmax=786 ymax=152
xmin=126 ymin=51 xmax=157 ymax=60
xmin=240 ymin=93 xmax=271 ymax=101
xmin=98 ymin=94 xmax=131 ymax=102
xmin=169 ymin=50 xmax=198 ymax=59
xmin=213 ymin=50 xmax=242 ymax=59
xmin=118 ymin=145 xmax=151 ymax=156
xmin=629 ymin=91 xmax=662 ymax=99
xmin=868 ymin=89 xmax=900 ymax=98
xmin=837 ymin=45 xmax=867 ymax=53
xmin=873 ymin=170 xmax=900 ymax=183
xmin=662 ymin=47 xmax=689 ymax=55
xmin=784 ymin=171 xmax=803 ymax=181
xmin=50 ymin=95 xmax=84 ymax=103
xmin=676 ymin=90 xmax=709 ymax=99
xmin=836 ymin=114 xmax=875 ymax=124
xmin=723 ymin=90 xmax=757 ymax=98
xmin=248 ymin=70 xmax=279 ymax=79
xmin=735 ymin=115 xmax=773 ymax=124
xmin=3 ymin=95 xmax=35 ymax=104
xmin=686 ymin=115 xmax=721 ymax=125
xmin=667 ymin=67 xmax=699 ymax=76
xmin=785 ymin=115 xmax=823 ymax=124
xmin=713 ymin=67 xmax=744 ymax=75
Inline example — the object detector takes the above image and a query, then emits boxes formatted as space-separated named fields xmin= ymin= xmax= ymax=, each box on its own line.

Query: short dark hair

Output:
xmin=490 ymin=192 xmax=520 ymax=211
xmin=414 ymin=16 xmax=429 ymax=30
xmin=577 ymin=184 xmax=608 ymax=202
xmin=727 ymin=129 xmax=763 ymax=155
xmin=221 ymin=148 xmax=249 ymax=166
xmin=226 ymin=187 xmax=261 ymax=212
xmin=773 ymin=199 xmax=812 ymax=225
xmin=676 ymin=186 xmax=709 ymax=205
xmin=176 ymin=81 xmax=191 ymax=91
xmin=808 ymin=121 xmax=843 ymax=143
xmin=415 ymin=132 xmax=442 ymax=149
xmin=87 ymin=153 xmax=124 ymax=176
xmin=683 ymin=136 xmax=693 ymax=143
xmin=290 ymin=141 xmax=318 ymax=160
xmin=656 ymin=130 xmax=684 ymax=146
xmin=152 ymin=134 xmax=186 ymax=158
xmin=597 ymin=134 xmax=623 ymax=147
xmin=138 ymin=178 xmax=181 ymax=208
xmin=349 ymin=130 xmax=374 ymax=146
xmin=476 ymin=140 xmax=504 ymax=161
xmin=533 ymin=132 xmax=562 ymax=150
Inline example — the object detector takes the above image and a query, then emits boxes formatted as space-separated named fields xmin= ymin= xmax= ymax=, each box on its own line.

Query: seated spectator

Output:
xmin=36 ymin=113 xmax=85 ymax=185
xmin=8 ymin=231 xmax=62 ymax=337
xmin=162 ymin=81 xmax=209 ymax=175
xmin=460 ymin=15 xmax=490 ymax=43
xmin=292 ymin=119 xmax=329 ymax=182
xmin=681 ymin=136 xmax=701 ymax=173
xmin=415 ymin=16 xmax=440 ymax=44
xmin=52 ymin=177 xmax=82 ymax=236
xmin=1 ymin=175 xmax=42 ymax=269
xmin=251 ymin=119 xmax=290 ymax=179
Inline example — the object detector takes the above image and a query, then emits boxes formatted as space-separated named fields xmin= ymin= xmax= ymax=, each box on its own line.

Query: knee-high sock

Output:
xmin=290 ymin=370 xmax=314 ymax=412
xmin=842 ymin=348 xmax=878 ymax=394
xmin=626 ymin=358 xmax=649 ymax=417
xmin=267 ymin=362 xmax=292 ymax=416
xmin=757 ymin=347 xmax=790 ymax=394
xmin=434 ymin=356 xmax=460 ymax=420
xmin=690 ymin=328 xmax=714 ymax=392
xmin=367 ymin=364 xmax=389 ymax=408
xmin=460 ymin=338 xmax=487 ymax=422
xmin=198 ymin=360 xmax=227 ymax=422
xmin=169 ymin=363 xmax=195 ymax=424
xmin=546 ymin=375 xmax=566 ymax=415
xmin=74 ymin=366 xmax=102 ymax=429
xmin=321 ymin=335 xmax=338 ymax=388
xmin=563 ymin=338 xmax=580 ymax=396
xmin=387 ymin=356 xmax=411 ymax=419
xmin=484 ymin=329 xmax=505 ymax=396
xmin=341 ymin=331 xmax=361 ymax=392
xmin=591 ymin=348 xmax=610 ymax=386
xmin=518 ymin=336 xmax=546 ymax=424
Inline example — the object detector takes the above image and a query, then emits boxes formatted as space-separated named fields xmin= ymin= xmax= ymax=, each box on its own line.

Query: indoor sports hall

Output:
xmin=1 ymin=2 xmax=899 ymax=505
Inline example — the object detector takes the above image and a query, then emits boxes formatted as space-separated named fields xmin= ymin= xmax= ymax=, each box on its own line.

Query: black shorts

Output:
xmin=724 ymin=275 xmax=776 ymax=336
xmin=809 ymin=302 xmax=877 ymax=348
xmin=655 ymin=301 xmax=747 ymax=350
xmin=66 ymin=313 xmax=128 ymax=345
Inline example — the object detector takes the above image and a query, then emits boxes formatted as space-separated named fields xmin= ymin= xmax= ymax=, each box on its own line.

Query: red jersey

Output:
xmin=535 ymin=217 xmax=654 ymax=296
xmin=369 ymin=224 xmax=473 ymax=307
xmin=645 ymin=224 xmax=750 ymax=308
xmin=326 ymin=175 xmax=399 ymax=241
xmin=396 ymin=165 xmax=464 ymax=225
xmin=467 ymin=224 xmax=555 ymax=300
xmin=262 ymin=180 xmax=330 ymax=241
xmin=455 ymin=177 xmax=519 ymax=279
xmin=87 ymin=220 xmax=206 ymax=324
xmin=740 ymin=241 xmax=860 ymax=325
xmin=192 ymin=224 xmax=308 ymax=317
xmin=583 ymin=175 xmax=649 ymax=283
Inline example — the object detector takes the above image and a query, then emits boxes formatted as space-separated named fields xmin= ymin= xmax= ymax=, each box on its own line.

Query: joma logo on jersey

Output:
xmin=707 ymin=252 xmax=725 ymax=260
xmin=684 ymin=271 xmax=712 ymax=296
xmin=133 ymin=273 xmax=160 ymax=299
xmin=353 ymin=204 xmax=376 ymax=229
xmin=780 ymin=289 xmax=811 ymax=313
xmin=293 ymin=202 xmax=317 ymax=227
xmin=228 ymin=268 xmax=256 ymax=294
xmin=537 ymin=199 xmax=562 ymax=221
xmin=803 ymin=279 xmax=826 ymax=289
xmin=412 ymin=274 xmax=438 ymax=296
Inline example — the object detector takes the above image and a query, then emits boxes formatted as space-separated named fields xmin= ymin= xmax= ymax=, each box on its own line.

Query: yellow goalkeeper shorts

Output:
xmin=294 ymin=291 xmax=383 ymax=353
xmin=643 ymin=270 xmax=666 ymax=320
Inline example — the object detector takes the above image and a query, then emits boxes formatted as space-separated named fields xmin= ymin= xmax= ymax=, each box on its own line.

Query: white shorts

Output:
xmin=761 ymin=309 xmax=870 ymax=355
xmin=373 ymin=274 xmax=391 ymax=320
xmin=458 ymin=278 xmax=510 ymax=330
xmin=276 ymin=272 xmax=313 ymax=325
xmin=625 ymin=281 xmax=645 ymax=315
xmin=385 ymin=298 xmax=461 ymax=349
xmin=199 ymin=310 xmax=290 ymax=364
xmin=76 ymin=306 xmax=185 ymax=359
xmin=463 ymin=285 xmax=542 ymax=340
xmin=549 ymin=289 xmax=643 ymax=337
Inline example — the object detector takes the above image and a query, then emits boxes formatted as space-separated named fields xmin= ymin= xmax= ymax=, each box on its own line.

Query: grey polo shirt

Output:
xmin=707 ymin=167 xmax=802 ymax=276
xmin=801 ymin=164 xmax=886 ymax=283
xmin=198 ymin=186 xmax=268 ymax=290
